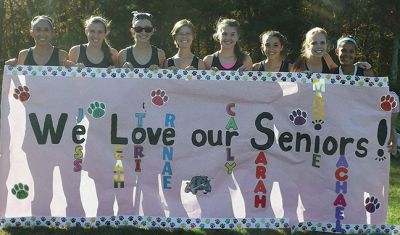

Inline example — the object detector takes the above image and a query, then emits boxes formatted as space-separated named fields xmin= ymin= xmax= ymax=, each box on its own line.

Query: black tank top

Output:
xmin=24 ymin=47 xmax=60 ymax=66
xmin=332 ymin=66 xmax=365 ymax=76
xmin=77 ymin=44 xmax=113 ymax=68
xmin=166 ymin=56 xmax=199 ymax=69
xmin=258 ymin=59 xmax=289 ymax=72
xmin=211 ymin=53 xmax=243 ymax=70
xmin=305 ymin=57 xmax=330 ymax=73
xmin=126 ymin=45 xmax=160 ymax=68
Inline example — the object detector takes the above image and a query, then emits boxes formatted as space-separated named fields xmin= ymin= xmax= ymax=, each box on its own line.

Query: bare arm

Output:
xmin=252 ymin=62 xmax=262 ymax=71
xmin=238 ymin=54 xmax=253 ymax=71
xmin=58 ymin=49 xmax=69 ymax=66
xmin=117 ymin=48 xmax=129 ymax=67
xmin=323 ymin=53 xmax=338 ymax=71
xmin=5 ymin=58 xmax=17 ymax=66
xmin=17 ymin=49 xmax=29 ymax=65
xmin=110 ymin=48 xmax=119 ymax=67
xmin=157 ymin=48 xmax=166 ymax=68
xmin=68 ymin=45 xmax=80 ymax=63
xmin=363 ymin=68 xmax=374 ymax=77
xmin=203 ymin=55 xmax=214 ymax=70
xmin=197 ymin=59 xmax=206 ymax=70
xmin=288 ymin=63 xmax=294 ymax=72
xmin=163 ymin=57 xmax=169 ymax=69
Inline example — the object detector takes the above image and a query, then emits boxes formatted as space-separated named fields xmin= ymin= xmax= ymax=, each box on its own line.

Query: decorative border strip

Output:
xmin=2 ymin=216 xmax=399 ymax=234
xmin=292 ymin=222 xmax=400 ymax=234
xmin=4 ymin=65 xmax=388 ymax=88
xmin=0 ymin=216 xmax=289 ymax=229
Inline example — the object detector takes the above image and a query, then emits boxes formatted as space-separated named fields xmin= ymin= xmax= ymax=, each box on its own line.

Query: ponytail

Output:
xmin=101 ymin=40 xmax=113 ymax=65
xmin=234 ymin=43 xmax=245 ymax=64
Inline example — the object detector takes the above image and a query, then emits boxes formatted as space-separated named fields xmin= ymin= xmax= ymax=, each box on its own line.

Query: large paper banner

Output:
xmin=0 ymin=66 xmax=396 ymax=233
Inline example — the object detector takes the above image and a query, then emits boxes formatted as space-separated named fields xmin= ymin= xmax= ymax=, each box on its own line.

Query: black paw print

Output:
xmin=289 ymin=109 xmax=307 ymax=126
xmin=365 ymin=196 xmax=380 ymax=213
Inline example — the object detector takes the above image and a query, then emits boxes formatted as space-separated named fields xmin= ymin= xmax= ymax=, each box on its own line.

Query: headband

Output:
xmin=337 ymin=37 xmax=357 ymax=48
xmin=131 ymin=11 xmax=152 ymax=21
xmin=32 ymin=16 xmax=54 ymax=29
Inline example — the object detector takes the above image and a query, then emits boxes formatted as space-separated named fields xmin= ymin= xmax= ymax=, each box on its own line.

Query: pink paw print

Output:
xmin=380 ymin=94 xmax=397 ymax=111
xmin=151 ymin=89 xmax=168 ymax=106
xmin=13 ymin=86 xmax=30 ymax=102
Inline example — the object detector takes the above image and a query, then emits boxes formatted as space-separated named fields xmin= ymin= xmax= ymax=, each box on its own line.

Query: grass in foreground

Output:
xmin=388 ymin=157 xmax=400 ymax=224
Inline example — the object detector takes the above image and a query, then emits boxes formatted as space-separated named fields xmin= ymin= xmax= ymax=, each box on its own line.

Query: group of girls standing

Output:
xmin=3 ymin=13 xmax=399 ymax=161
xmin=6 ymin=11 xmax=375 ymax=77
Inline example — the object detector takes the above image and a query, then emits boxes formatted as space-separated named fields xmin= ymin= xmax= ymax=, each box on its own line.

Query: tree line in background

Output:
xmin=0 ymin=0 xmax=399 ymax=92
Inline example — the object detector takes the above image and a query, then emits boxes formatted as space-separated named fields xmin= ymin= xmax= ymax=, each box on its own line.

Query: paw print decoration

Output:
xmin=380 ymin=94 xmax=397 ymax=111
xmin=289 ymin=109 xmax=307 ymax=126
xmin=365 ymin=195 xmax=380 ymax=213
xmin=87 ymin=101 xmax=106 ymax=118
xmin=151 ymin=89 xmax=168 ymax=106
xmin=11 ymin=183 xmax=29 ymax=200
xmin=13 ymin=85 xmax=30 ymax=102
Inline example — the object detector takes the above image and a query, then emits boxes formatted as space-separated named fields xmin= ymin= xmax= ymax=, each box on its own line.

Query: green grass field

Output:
xmin=1 ymin=159 xmax=399 ymax=235
xmin=388 ymin=157 xmax=400 ymax=224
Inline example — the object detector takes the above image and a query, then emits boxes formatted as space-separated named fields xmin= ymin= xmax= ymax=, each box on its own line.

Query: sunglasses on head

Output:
xmin=133 ymin=26 xmax=153 ymax=33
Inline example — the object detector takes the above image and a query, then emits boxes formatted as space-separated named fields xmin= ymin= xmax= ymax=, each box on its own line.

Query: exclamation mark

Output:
xmin=376 ymin=119 xmax=388 ymax=161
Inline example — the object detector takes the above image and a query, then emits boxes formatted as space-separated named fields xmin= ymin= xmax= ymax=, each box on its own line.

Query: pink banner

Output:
xmin=0 ymin=66 xmax=394 ymax=232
